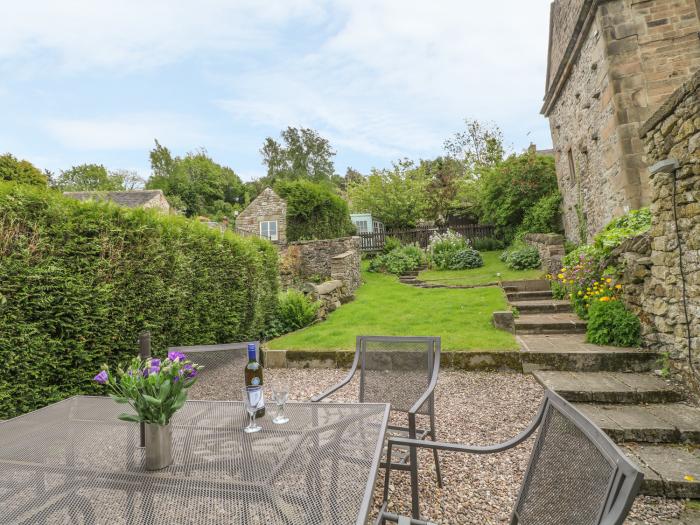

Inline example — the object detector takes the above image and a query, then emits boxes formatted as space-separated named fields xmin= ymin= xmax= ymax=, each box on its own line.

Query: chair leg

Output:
xmin=430 ymin=417 xmax=443 ymax=488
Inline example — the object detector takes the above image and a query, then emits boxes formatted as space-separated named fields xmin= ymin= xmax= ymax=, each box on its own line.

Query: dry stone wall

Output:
xmin=639 ymin=71 xmax=700 ymax=380
xmin=280 ymin=236 xmax=361 ymax=294
xmin=524 ymin=233 xmax=566 ymax=275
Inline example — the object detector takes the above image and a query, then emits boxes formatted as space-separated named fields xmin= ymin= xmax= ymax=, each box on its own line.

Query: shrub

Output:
xmin=503 ymin=246 xmax=540 ymax=270
xmin=447 ymin=248 xmax=484 ymax=270
xmin=382 ymin=236 xmax=402 ymax=254
xmin=471 ymin=237 xmax=504 ymax=251
xmin=276 ymin=290 xmax=320 ymax=331
xmin=277 ymin=180 xmax=355 ymax=241
xmin=586 ymin=299 xmax=641 ymax=347
xmin=428 ymin=229 xmax=467 ymax=270
xmin=368 ymin=244 xmax=425 ymax=275
xmin=516 ymin=192 xmax=563 ymax=239
xmin=0 ymin=183 xmax=279 ymax=419
xmin=0 ymin=153 xmax=47 ymax=186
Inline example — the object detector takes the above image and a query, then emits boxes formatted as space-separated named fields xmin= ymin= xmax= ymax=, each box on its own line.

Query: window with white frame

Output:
xmin=355 ymin=220 xmax=369 ymax=233
xmin=259 ymin=220 xmax=278 ymax=241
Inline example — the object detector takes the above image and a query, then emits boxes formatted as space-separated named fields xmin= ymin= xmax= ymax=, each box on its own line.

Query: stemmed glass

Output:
xmin=242 ymin=386 xmax=263 ymax=433
xmin=271 ymin=382 xmax=289 ymax=424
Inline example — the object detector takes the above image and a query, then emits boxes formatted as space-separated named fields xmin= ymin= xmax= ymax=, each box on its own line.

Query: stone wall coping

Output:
xmin=524 ymin=233 xmax=566 ymax=245
xmin=313 ymin=279 xmax=344 ymax=295
xmin=331 ymin=250 xmax=354 ymax=260
xmin=639 ymin=70 xmax=700 ymax=138
xmin=289 ymin=236 xmax=357 ymax=246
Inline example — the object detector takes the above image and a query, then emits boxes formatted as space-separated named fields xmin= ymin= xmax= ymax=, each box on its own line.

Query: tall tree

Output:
xmin=145 ymin=141 xmax=245 ymax=219
xmin=260 ymin=127 xmax=336 ymax=186
xmin=348 ymin=159 xmax=429 ymax=229
xmin=0 ymin=153 xmax=47 ymax=186
xmin=444 ymin=119 xmax=505 ymax=175
xmin=54 ymin=164 xmax=122 ymax=191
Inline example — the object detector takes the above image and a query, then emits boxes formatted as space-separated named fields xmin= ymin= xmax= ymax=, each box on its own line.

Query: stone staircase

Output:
xmin=507 ymin=280 xmax=700 ymax=499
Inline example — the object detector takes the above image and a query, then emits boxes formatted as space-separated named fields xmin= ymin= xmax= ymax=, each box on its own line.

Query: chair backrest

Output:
xmin=357 ymin=336 xmax=440 ymax=415
xmin=167 ymin=342 xmax=259 ymax=401
xmin=512 ymin=390 xmax=643 ymax=525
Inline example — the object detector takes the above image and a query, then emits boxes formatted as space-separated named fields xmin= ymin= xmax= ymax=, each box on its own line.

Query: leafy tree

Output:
xmin=260 ymin=127 xmax=336 ymax=186
xmin=276 ymin=180 xmax=355 ymax=241
xmin=145 ymin=141 xmax=246 ymax=219
xmin=54 ymin=164 xmax=117 ymax=191
xmin=444 ymin=119 xmax=505 ymax=175
xmin=420 ymin=156 xmax=466 ymax=223
xmin=348 ymin=159 xmax=429 ymax=229
xmin=110 ymin=169 xmax=145 ymax=190
xmin=479 ymin=150 xmax=559 ymax=242
xmin=0 ymin=153 xmax=47 ymax=186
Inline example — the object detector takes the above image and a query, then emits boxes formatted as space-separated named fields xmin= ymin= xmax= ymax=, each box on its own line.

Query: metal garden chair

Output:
xmin=377 ymin=388 xmax=643 ymax=525
xmin=311 ymin=335 xmax=443 ymax=508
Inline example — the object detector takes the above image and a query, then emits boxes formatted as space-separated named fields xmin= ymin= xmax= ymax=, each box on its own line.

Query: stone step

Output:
xmin=514 ymin=313 xmax=587 ymax=334
xmin=575 ymin=403 xmax=700 ymax=444
xmin=533 ymin=371 xmax=683 ymax=404
xmin=624 ymin=444 xmax=700 ymax=499
xmin=502 ymin=279 xmax=551 ymax=292
xmin=519 ymin=334 xmax=657 ymax=373
xmin=512 ymin=299 xmax=572 ymax=314
xmin=507 ymin=290 xmax=554 ymax=302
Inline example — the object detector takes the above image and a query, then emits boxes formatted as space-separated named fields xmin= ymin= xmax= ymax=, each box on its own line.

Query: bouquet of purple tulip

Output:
xmin=94 ymin=351 xmax=202 ymax=426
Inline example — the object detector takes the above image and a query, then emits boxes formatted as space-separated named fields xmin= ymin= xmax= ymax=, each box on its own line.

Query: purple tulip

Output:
xmin=150 ymin=358 xmax=161 ymax=367
xmin=93 ymin=370 xmax=108 ymax=384
xmin=168 ymin=351 xmax=186 ymax=362
xmin=184 ymin=364 xmax=197 ymax=378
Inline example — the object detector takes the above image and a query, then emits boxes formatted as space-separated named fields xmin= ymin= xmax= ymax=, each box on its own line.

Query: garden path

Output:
xmin=508 ymin=280 xmax=700 ymax=500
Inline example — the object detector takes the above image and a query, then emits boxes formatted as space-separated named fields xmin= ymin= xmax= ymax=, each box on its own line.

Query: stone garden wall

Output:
xmin=280 ymin=236 xmax=361 ymax=294
xmin=524 ymin=233 xmax=566 ymax=275
xmin=637 ymin=70 xmax=700 ymax=385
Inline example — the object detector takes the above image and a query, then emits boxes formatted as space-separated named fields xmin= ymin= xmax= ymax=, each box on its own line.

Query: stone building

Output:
xmin=63 ymin=189 xmax=170 ymax=213
xmin=234 ymin=187 xmax=287 ymax=244
xmin=542 ymin=0 xmax=700 ymax=242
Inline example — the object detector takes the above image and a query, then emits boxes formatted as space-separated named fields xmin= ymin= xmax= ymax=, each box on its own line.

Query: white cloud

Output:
xmin=43 ymin=113 xmax=205 ymax=151
xmin=0 ymin=0 xmax=326 ymax=72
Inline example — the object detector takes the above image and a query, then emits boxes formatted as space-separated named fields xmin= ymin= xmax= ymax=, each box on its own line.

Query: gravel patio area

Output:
xmin=194 ymin=368 xmax=685 ymax=524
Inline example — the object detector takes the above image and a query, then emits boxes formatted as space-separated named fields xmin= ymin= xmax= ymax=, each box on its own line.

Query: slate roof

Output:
xmin=63 ymin=190 xmax=167 ymax=208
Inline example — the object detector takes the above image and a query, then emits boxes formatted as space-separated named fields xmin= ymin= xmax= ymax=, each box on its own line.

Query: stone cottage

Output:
xmin=63 ymin=189 xmax=171 ymax=213
xmin=234 ymin=187 xmax=287 ymax=244
xmin=542 ymin=0 xmax=700 ymax=242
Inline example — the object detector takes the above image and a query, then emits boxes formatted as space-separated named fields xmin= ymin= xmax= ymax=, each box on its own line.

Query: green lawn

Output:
xmin=417 ymin=251 xmax=544 ymax=286
xmin=267 ymin=264 xmax=517 ymax=352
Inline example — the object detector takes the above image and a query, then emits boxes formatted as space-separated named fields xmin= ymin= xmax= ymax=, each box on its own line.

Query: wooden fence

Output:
xmin=359 ymin=224 xmax=497 ymax=252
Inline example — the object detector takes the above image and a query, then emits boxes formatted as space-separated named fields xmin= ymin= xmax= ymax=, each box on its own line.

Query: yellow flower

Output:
xmin=615 ymin=284 xmax=622 ymax=289
xmin=586 ymin=287 xmax=591 ymax=291
xmin=569 ymin=280 xmax=574 ymax=284
xmin=599 ymin=296 xmax=610 ymax=302
xmin=557 ymin=274 xmax=564 ymax=280
xmin=606 ymin=278 xmax=612 ymax=283
xmin=562 ymin=267 xmax=567 ymax=272
xmin=578 ymin=291 xmax=583 ymax=296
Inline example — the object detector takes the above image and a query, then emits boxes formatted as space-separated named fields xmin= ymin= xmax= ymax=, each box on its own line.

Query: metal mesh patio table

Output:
xmin=0 ymin=396 xmax=390 ymax=525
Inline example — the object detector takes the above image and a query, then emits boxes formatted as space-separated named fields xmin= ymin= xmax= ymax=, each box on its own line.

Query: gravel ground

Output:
xmin=197 ymin=366 xmax=686 ymax=524
xmin=265 ymin=369 xmax=683 ymax=525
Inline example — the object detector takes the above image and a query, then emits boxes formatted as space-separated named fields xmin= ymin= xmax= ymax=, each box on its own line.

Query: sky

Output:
xmin=0 ymin=0 xmax=554 ymax=182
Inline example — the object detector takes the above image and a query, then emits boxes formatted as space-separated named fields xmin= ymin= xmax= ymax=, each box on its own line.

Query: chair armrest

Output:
xmin=389 ymin=399 xmax=546 ymax=454
xmin=407 ymin=381 xmax=436 ymax=417
xmin=310 ymin=352 xmax=359 ymax=402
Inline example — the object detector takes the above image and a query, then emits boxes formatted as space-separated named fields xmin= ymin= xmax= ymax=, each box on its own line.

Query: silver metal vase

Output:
xmin=144 ymin=422 xmax=172 ymax=470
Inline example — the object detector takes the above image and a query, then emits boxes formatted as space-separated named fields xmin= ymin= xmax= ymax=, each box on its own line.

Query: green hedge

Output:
xmin=0 ymin=183 xmax=279 ymax=418
xmin=276 ymin=180 xmax=355 ymax=241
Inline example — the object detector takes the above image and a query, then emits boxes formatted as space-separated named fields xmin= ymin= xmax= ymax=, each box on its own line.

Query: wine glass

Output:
xmin=271 ymin=382 xmax=289 ymax=424
xmin=242 ymin=386 xmax=263 ymax=433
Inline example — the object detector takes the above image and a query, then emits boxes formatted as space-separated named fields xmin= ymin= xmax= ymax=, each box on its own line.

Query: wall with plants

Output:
xmin=0 ymin=183 xmax=279 ymax=418
xmin=548 ymin=208 xmax=651 ymax=346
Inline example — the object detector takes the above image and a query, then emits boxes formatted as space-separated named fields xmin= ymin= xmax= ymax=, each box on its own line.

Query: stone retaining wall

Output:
xmin=524 ymin=233 xmax=566 ymax=275
xmin=280 ymin=236 xmax=361 ymax=293
xmin=301 ymin=279 xmax=353 ymax=321
xmin=638 ymin=71 xmax=700 ymax=386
